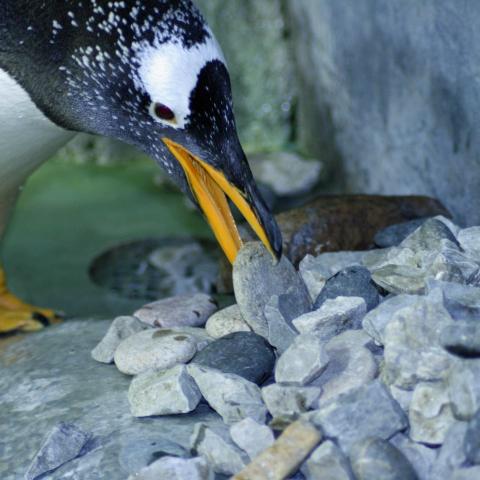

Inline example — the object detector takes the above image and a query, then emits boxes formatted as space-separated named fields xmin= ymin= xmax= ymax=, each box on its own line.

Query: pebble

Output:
xmin=187 ymin=364 xmax=267 ymax=425
xmin=127 ymin=456 xmax=212 ymax=480
xmin=261 ymin=384 xmax=322 ymax=420
xmin=440 ymin=323 xmax=480 ymax=358
xmin=314 ymin=266 xmax=380 ymax=312
xmin=301 ymin=440 xmax=354 ymax=480
xmin=275 ymin=333 xmax=330 ymax=386
xmin=233 ymin=242 xmax=311 ymax=338
xmin=299 ymin=251 xmax=367 ymax=300
xmin=133 ymin=294 xmax=218 ymax=328
xmin=448 ymin=359 xmax=480 ymax=421
xmin=205 ymin=304 xmax=251 ymax=338
xmin=349 ymin=437 xmax=418 ymax=480
xmin=313 ymin=330 xmax=378 ymax=404
xmin=190 ymin=423 xmax=248 ymax=476
xmin=25 ymin=422 xmax=91 ymax=480
xmin=293 ymin=296 xmax=366 ymax=340
xmin=229 ymin=418 xmax=275 ymax=460
xmin=191 ymin=332 xmax=275 ymax=385
xmin=127 ymin=365 xmax=202 ymax=417
xmin=91 ymin=316 xmax=147 ymax=364
xmin=374 ymin=218 xmax=429 ymax=248
xmin=233 ymin=420 xmax=322 ymax=480
xmin=464 ymin=409 xmax=480 ymax=465
xmin=309 ymin=380 xmax=408 ymax=453
xmin=371 ymin=264 xmax=427 ymax=295
xmin=432 ymin=280 xmax=480 ymax=321
xmin=114 ymin=329 xmax=197 ymax=375
xmin=401 ymin=218 xmax=460 ymax=251
xmin=408 ymin=382 xmax=456 ymax=445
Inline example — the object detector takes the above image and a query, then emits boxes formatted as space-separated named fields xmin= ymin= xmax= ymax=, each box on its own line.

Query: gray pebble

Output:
xmin=127 ymin=456 xmax=212 ymax=480
xmin=441 ymin=323 xmax=480 ymax=358
xmin=229 ymin=418 xmax=275 ymax=460
xmin=301 ymin=440 xmax=354 ymax=480
xmin=205 ymin=304 xmax=251 ymax=339
xmin=448 ymin=359 xmax=480 ymax=421
xmin=374 ymin=218 xmax=430 ymax=248
xmin=464 ymin=409 xmax=480 ymax=465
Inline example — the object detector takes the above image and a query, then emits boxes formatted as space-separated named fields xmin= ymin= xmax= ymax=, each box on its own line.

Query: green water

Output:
xmin=3 ymin=159 xmax=212 ymax=318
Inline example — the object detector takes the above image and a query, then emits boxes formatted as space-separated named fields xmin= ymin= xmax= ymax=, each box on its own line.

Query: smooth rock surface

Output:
xmin=301 ymin=440 xmax=353 ymax=480
xmin=229 ymin=418 xmax=275 ymax=460
xmin=233 ymin=242 xmax=311 ymax=338
xmin=464 ymin=409 xmax=480 ymax=465
xmin=114 ymin=329 xmax=197 ymax=375
xmin=128 ymin=365 xmax=202 ymax=418
xmin=349 ymin=437 xmax=418 ymax=480
xmin=205 ymin=305 xmax=251 ymax=339
xmin=134 ymin=294 xmax=217 ymax=328
xmin=448 ymin=359 xmax=480 ymax=421
xmin=191 ymin=332 xmax=275 ymax=385
xmin=309 ymin=381 xmax=408 ymax=453
xmin=440 ymin=323 xmax=480 ymax=358
xmin=127 ymin=456 xmax=212 ymax=480
xmin=275 ymin=333 xmax=330 ymax=386
xmin=91 ymin=316 xmax=147 ymax=364
xmin=187 ymin=364 xmax=267 ymax=425
xmin=390 ymin=434 xmax=436 ymax=480
xmin=25 ymin=423 xmax=91 ymax=480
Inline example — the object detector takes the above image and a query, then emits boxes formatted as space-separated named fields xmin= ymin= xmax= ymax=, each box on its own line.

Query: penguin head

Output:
xmin=50 ymin=2 xmax=282 ymax=264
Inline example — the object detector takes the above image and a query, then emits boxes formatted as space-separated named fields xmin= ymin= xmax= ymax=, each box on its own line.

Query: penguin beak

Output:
xmin=162 ymin=138 xmax=282 ymax=264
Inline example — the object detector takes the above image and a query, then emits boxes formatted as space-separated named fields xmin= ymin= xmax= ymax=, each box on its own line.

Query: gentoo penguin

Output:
xmin=0 ymin=0 xmax=282 ymax=333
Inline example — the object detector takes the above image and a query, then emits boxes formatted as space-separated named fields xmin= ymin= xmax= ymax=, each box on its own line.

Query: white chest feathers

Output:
xmin=0 ymin=67 xmax=75 ymax=189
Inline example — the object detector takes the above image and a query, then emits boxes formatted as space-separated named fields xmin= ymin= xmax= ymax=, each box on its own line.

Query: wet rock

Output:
xmin=313 ymin=330 xmax=378 ymax=404
xmin=349 ymin=437 xmax=418 ymax=480
xmin=25 ymin=423 xmax=91 ymax=480
xmin=440 ymin=323 xmax=480 ymax=358
xmin=390 ymin=434 xmax=436 ymax=480
xmin=448 ymin=359 xmax=480 ymax=421
xmin=250 ymin=151 xmax=323 ymax=197
xmin=191 ymin=332 xmax=275 ymax=385
xmin=91 ymin=316 xmax=147 ymax=364
xmin=464 ymin=409 xmax=480 ymax=465
xmin=127 ymin=456 xmax=212 ymax=480
xmin=293 ymin=297 xmax=366 ymax=340
xmin=187 ymin=364 xmax=267 ymax=425
xmin=309 ymin=381 xmax=408 ymax=453
xmin=301 ymin=440 xmax=353 ymax=480
xmin=134 ymin=294 xmax=217 ymax=329
xmin=261 ymin=384 xmax=322 ymax=420
xmin=205 ymin=305 xmax=251 ymax=339
xmin=233 ymin=420 xmax=322 ymax=480
xmin=409 ymin=382 xmax=455 ymax=445
xmin=314 ymin=266 xmax=380 ymax=312
xmin=128 ymin=365 xmax=202 ymax=418
xmin=374 ymin=218 xmax=430 ymax=248
xmin=458 ymin=227 xmax=480 ymax=261
xmin=233 ymin=242 xmax=311 ymax=338
xmin=275 ymin=333 xmax=330 ymax=386
xmin=190 ymin=423 xmax=248 ymax=476
xmin=114 ymin=329 xmax=197 ymax=376
xmin=299 ymin=251 xmax=367 ymax=300
xmin=230 ymin=418 xmax=275 ymax=460
xmin=274 ymin=195 xmax=450 ymax=267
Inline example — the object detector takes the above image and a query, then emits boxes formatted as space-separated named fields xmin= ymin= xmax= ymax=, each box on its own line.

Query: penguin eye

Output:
xmin=151 ymin=102 xmax=175 ymax=122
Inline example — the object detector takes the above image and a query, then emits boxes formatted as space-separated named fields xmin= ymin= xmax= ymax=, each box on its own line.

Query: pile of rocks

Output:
xmin=88 ymin=216 xmax=480 ymax=479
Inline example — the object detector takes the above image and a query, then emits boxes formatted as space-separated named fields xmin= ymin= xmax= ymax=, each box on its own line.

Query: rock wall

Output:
xmin=286 ymin=0 xmax=480 ymax=225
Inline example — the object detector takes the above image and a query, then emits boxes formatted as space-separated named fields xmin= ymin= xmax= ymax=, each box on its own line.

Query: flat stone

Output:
xmin=313 ymin=330 xmax=378 ymax=404
xmin=233 ymin=420 xmax=322 ymax=480
xmin=458 ymin=227 xmax=480 ymax=261
xmin=372 ymin=264 xmax=427 ymax=295
xmin=128 ymin=365 xmax=202 ymax=418
xmin=301 ymin=440 xmax=353 ymax=480
xmin=91 ymin=316 xmax=147 ymax=364
xmin=233 ymin=242 xmax=311 ymax=338
xmin=448 ymin=359 xmax=480 ymax=421
xmin=362 ymin=246 xmax=419 ymax=272
xmin=314 ymin=266 xmax=380 ymax=312
xmin=187 ymin=364 xmax=267 ymax=425
xmin=230 ymin=418 xmax=275 ymax=460
xmin=349 ymin=437 xmax=418 ymax=480
xmin=25 ymin=423 xmax=91 ymax=480
xmin=134 ymin=294 xmax=218 ymax=328
xmin=299 ymin=251 xmax=368 ymax=300
xmin=309 ymin=380 xmax=408 ymax=453
xmin=190 ymin=423 xmax=248 ymax=476
xmin=293 ymin=297 xmax=366 ymax=340
xmin=374 ymin=218 xmax=430 ymax=248
xmin=205 ymin=305 xmax=251 ymax=339
xmin=127 ymin=456 xmax=212 ymax=480
xmin=191 ymin=332 xmax=275 ymax=385
xmin=275 ymin=333 xmax=330 ymax=386
xmin=114 ymin=329 xmax=197 ymax=375
xmin=464 ymin=409 xmax=480 ymax=465
xmin=261 ymin=384 xmax=322 ymax=420
xmin=409 ymin=382 xmax=456 ymax=445
xmin=440 ymin=323 xmax=480 ymax=358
